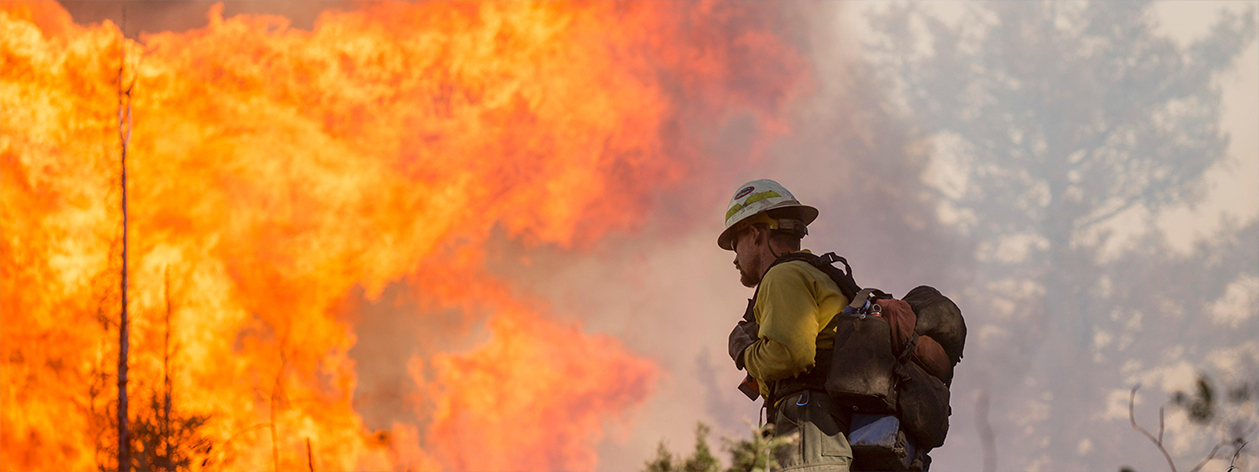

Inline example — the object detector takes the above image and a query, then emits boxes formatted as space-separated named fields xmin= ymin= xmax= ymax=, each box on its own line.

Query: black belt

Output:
xmin=767 ymin=389 xmax=853 ymax=437
xmin=771 ymin=348 xmax=832 ymax=401
xmin=765 ymin=348 xmax=836 ymax=425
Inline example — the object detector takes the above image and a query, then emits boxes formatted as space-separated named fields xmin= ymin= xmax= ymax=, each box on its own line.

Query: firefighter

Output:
xmin=723 ymin=179 xmax=853 ymax=471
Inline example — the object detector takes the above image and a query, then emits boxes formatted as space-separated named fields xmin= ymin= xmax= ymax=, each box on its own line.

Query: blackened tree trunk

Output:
xmin=116 ymin=10 xmax=133 ymax=471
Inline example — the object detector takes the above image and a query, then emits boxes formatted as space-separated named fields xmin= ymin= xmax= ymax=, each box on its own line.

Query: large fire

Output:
xmin=0 ymin=1 xmax=805 ymax=470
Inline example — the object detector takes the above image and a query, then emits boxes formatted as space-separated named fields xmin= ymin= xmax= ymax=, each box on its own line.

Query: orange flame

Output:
xmin=426 ymin=307 xmax=656 ymax=472
xmin=1 ymin=1 xmax=805 ymax=470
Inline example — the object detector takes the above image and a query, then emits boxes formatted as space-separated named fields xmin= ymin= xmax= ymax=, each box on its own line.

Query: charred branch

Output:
xmin=115 ymin=7 xmax=135 ymax=470
xmin=306 ymin=438 xmax=315 ymax=472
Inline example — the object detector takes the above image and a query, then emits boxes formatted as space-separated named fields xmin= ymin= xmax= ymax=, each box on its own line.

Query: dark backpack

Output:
xmin=770 ymin=252 xmax=966 ymax=471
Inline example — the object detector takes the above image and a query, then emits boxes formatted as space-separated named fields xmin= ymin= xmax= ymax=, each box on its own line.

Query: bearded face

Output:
xmin=739 ymin=265 xmax=760 ymax=288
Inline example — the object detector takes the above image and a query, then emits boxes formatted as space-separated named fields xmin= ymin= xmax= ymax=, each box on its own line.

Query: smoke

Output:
xmin=58 ymin=1 xmax=358 ymax=37
xmin=479 ymin=3 xmax=1258 ymax=472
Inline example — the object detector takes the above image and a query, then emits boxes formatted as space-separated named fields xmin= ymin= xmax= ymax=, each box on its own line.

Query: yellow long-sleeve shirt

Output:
xmin=743 ymin=251 xmax=849 ymax=398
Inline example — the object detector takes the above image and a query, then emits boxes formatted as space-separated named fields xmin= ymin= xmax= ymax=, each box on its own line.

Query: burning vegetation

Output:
xmin=1 ymin=1 xmax=806 ymax=470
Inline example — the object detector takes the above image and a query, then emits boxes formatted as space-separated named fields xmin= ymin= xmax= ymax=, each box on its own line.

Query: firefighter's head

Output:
xmin=719 ymin=179 xmax=817 ymax=287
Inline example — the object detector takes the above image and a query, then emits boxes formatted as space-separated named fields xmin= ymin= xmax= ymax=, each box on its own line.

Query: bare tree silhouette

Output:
xmin=866 ymin=1 xmax=1257 ymax=467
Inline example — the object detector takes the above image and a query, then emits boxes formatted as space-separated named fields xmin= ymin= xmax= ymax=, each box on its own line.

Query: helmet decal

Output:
xmin=742 ymin=190 xmax=782 ymax=207
xmin=734 ymin=186 xmax=756 ymax=199
xmin=725 ymin=190 xmax=782 ymax=222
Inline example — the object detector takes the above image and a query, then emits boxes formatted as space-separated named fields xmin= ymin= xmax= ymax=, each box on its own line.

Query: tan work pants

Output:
xmin=774 ymin=390 xmax=853 ymax=471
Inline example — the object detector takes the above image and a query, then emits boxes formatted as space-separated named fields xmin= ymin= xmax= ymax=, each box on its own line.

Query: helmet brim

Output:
xmin=717 ymin=203 xmax=818 ymax=250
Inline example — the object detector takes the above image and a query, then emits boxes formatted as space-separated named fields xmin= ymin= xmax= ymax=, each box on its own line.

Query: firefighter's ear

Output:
xmin=753 ymin=224 xmax=769 ymax=246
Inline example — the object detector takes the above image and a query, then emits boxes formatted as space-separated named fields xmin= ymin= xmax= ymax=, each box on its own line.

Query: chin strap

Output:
xmin=769 ymin=244 xmax=787 ymax=260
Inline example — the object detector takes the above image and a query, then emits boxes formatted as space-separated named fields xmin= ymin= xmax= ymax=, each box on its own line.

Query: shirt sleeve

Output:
xmin=743 ymin=262 xmax=821 ymax=384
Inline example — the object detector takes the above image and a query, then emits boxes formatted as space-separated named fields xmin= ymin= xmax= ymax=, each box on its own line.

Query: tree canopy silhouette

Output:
xmin=866 ymin=1 xmax=1256 ymax=469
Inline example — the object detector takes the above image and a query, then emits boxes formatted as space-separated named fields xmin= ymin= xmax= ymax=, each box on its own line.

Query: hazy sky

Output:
xmin=1148 ymin=2 xmax=1259 ymax=250
xmin=847 ymin=1 xmax=1259 ymax=254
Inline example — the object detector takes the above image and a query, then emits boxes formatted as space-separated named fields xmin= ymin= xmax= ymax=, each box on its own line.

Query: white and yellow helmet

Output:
xmin=718 ymin=179 xmax=818 ymax=250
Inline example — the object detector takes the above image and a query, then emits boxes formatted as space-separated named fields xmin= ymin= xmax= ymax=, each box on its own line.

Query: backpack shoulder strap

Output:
xmin=769 ymin=251 xmax=862 ymax=302
xmin=817 ymin=252 xmax=863 ymax=302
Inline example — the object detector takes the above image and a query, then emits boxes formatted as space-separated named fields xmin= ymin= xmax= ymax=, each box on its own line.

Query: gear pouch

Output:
xmin=897 ymin=360 xmax=950 ymax=449
xmin=825 ymin=310 xmax=898 ymax=413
